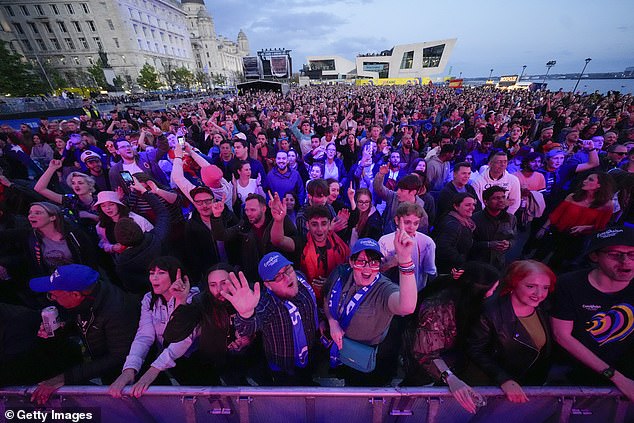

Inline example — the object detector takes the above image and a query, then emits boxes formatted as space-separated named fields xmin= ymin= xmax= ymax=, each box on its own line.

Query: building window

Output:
xmin=121 ymin=55 xmax=126 ymax=63
xmin=81 ymin=3 xmax=89 ymax=13
xmin=22 ymin=39 xmax=33 ymax=51
xmin=72 ymin=21 xmax=82 ymax=32
xmin=422 ymin=44 xmax=445 ymax=68
xmin=113 ymin=38 xmax=120 ymax=48
xmin=87 ymin=56 xmax=94 ymax=65
xmin=73 ymin=56 xmax=80 ymax=65
xmin=133 ymin=24 xmax=138 ymax=34
xmin=35 ymin=39 xmax=47 ymax=51
xmin=34 ymin=4 xmax=44 ymax=15
xmin=4 ymin=6 xmax=15 ymax=17
xmin=87 ymin=21 xmax=96 ymax=32
xmin=78 ymin=37 xmax=88 ymax=49
xmin=309 ymin=60 xmax=336 ymax=71
xmin=137 ymin=39 xmax=143 ymax=49
xmin=362 ymin=62 xmax=390 ymax=78
xmin=64 ymin=38 xmax=75 ymax=50
xmin=66 ymin=4 xmax=74 ymax=14
xmin=50 ymin=4 xmax=59 ymax=15
xmin=50 ymin=38 xmax=61 ymax=50
xmin=400 ymin=51 xmax=414 ymax=69
xmin=19 ymin=5 xmax=30 ymax=16
xmin=58 ymin=22 xmax=68 ymax=33
xmin=13 ymin=23 xmax=24 ymax=34
xmin=43 ymin=22 xmax=53 ymax=33
xmin=107 ymin=19 xmax=114 ymax=30
xmin=93 ymin=37 xmax=102 ymax=49
xmin=28 ymin=22 xmax=39 ymax=34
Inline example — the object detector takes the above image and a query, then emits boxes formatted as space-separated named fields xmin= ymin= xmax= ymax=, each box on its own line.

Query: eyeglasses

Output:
xmin=352 ymin=259 xmax=381 ymax=269
xmin=599 ymin=251 xmax=634 ymax=261
xmin=194 ymin=198 xmax=214 ymax=206
xmin=269 ymin=266 xmax=294 ymax=283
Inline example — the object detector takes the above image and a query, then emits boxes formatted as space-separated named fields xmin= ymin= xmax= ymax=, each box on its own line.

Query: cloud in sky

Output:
xmin=206 ymin=0 xmax=634 ymax=77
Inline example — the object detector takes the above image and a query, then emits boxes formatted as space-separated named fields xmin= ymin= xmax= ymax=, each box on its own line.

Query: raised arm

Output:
xmin=387 ymin=218 xmax=417 ymax=315
xmin=268 ymin=191 xmax=296 ymax=251
xmin=33 ymin=159 xmax=64 ymax=204
xmin=372 ymin=164 xmax=389 ymax=201
xmin=170 ymin=142 xmax=196 ymax=203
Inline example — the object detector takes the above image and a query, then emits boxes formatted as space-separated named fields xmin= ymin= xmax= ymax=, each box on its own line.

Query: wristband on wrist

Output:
xmin=440 ymin=369 xmax=454 ymax=384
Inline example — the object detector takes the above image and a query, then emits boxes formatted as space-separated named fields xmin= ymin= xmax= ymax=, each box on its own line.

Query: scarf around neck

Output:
xmin=449 ymin=210 xmax=476 ymax=232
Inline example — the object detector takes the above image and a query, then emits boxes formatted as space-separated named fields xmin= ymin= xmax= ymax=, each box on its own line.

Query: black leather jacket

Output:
xmin=467 ymin=295 xmax=552 ymax=386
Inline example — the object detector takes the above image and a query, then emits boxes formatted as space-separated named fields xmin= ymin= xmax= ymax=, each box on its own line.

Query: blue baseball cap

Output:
xmin=30 ymin=264 xmax=100 ymax=292
xmin=258 ymin=252 xmax=293 ymax=282
xmin=350 ymin=238 xmax=384 ymax=257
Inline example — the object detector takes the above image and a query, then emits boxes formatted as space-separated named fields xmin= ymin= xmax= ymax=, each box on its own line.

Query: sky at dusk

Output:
xmin=206 ymin=0 xmax=634 ymax=77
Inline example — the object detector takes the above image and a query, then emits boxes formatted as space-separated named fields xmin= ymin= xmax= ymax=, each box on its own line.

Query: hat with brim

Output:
xmin=80 ymin=150 xmax=101 ymax=163
xmin=94 ymin=191 xmax=125 ymax=208
xmin=586 ymin=227 xmax=634 ymax=255
xmin=350 ymin=238 xmax=384 ymax=257
xmin=258 ymin=252 xmax=293 ymax=282
xmin=30 ymin=264 xmax=99 ymax=292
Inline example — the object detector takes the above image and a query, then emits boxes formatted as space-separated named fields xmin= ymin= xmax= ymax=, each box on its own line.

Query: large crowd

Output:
xmin=0 ymin=84 xmax=633 ymax=414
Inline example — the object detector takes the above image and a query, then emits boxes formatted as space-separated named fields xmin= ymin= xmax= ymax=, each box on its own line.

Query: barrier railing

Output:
xmin=0 ymin=386 xmax=630 ymax=423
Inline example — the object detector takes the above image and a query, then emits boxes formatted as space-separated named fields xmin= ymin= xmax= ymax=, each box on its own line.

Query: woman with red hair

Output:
xmin=467 ymin=260 xmax=556 ymax=404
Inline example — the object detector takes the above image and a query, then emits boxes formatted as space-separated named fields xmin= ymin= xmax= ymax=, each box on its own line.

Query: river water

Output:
xmin=466 ymin=78 xmax=634 ymax=94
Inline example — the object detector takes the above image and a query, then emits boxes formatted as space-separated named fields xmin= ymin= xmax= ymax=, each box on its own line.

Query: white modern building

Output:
xmin=305 ymin=55 xmax=355 ymax=80
xmin=0 ymin=0 xmax=248 ymax=89
xmin=305 ymin=38 xmax=457 ymax=81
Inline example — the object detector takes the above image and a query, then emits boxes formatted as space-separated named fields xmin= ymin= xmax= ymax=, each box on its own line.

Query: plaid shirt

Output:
xmin=235 ymin=272 xmax=318 ymax=374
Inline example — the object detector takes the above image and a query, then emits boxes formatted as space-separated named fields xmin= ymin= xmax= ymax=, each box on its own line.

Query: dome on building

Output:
xmin=238 ymin=29 xmax=247 ymax=39
xmin=181 ymin=0 xmax=205 ymax=4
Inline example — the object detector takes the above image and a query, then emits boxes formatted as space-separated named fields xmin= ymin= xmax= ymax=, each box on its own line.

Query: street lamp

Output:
xmin=519 ymin=65 xmax=527 ymax=81
xmin=489 ymin=68 xmax=494 ymax=79
xmin=573 ymin=58 xmax=592 ymax=93
xmin=542 ymin=60 xmax=556 ymax=85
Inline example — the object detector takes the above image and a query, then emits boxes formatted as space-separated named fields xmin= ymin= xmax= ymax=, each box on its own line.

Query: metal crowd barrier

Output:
xmin=0 ymin=386 xmax=631 ymax=423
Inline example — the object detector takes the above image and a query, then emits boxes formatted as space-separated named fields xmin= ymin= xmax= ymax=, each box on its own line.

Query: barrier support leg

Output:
xmin=559 ymin=397 xmax=575 ymax=423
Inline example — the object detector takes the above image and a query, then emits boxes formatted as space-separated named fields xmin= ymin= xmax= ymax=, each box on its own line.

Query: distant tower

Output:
xmin=238 ymin=29 xmax=250 ymax=55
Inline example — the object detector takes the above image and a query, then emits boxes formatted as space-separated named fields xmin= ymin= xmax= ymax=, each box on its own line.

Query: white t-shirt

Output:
xmin=123 ymin=161 xmax=145 ymax=176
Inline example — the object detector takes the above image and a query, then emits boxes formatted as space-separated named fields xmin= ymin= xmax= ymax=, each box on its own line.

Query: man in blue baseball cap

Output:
xmin=221 ymin=252 xmax=319 ymax=385
xmin=28 ymin=264 xmax=139 ymax=405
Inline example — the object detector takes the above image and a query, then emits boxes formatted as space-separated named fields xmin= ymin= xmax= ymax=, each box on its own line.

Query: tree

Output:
xmin=172 ymin=67 xmax=194 ymax=89
xmin=0 ymin=41 xmax=47 ymax=95
xmin=112 ymin=75 xmax=126 ymax=91
xmin=161 ymin=61 xmax=176 ymax=91
xmin=87 ymin=62 xmax=108 ymax=88
xmin=137 ymin=63 xmax=161 ymax=91
xmin=194 ymin=70 xmax=208 ymax=89
xmin=42 ymin=62 xmax=68 ymax=91
xmin=211 ymin=72 xmax=228 ymax=87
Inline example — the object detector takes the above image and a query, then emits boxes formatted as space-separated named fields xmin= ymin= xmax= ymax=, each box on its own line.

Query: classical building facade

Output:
xmin=0 ymin=0 xmax=248 ymax=89
xmin=181 ymin=0 xmax=248 ymax=85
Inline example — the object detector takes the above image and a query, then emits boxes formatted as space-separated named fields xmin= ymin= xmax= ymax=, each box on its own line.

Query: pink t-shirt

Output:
xmin=514 ymin=171 xmax=546 ymax=191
